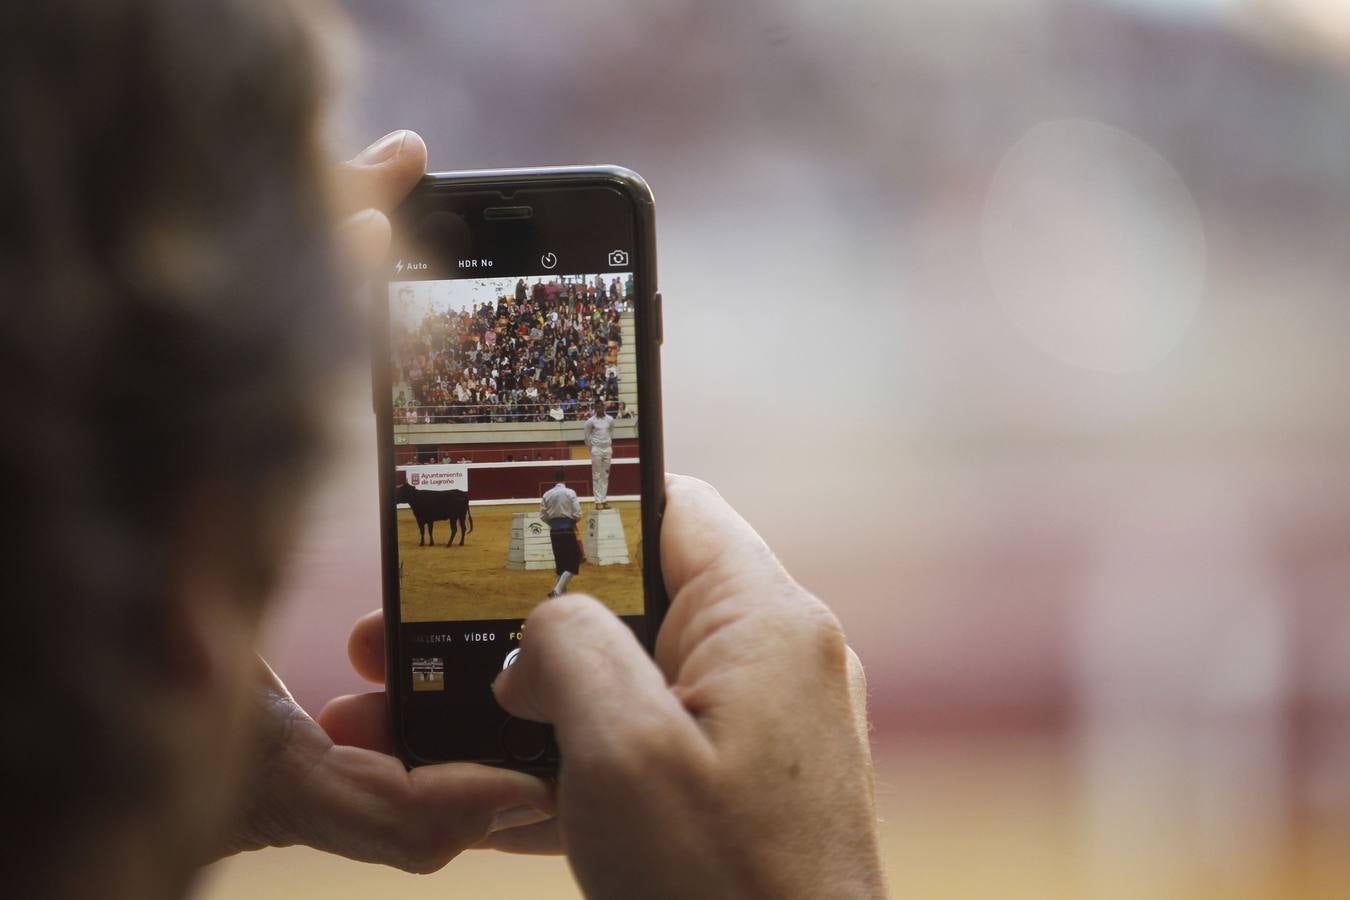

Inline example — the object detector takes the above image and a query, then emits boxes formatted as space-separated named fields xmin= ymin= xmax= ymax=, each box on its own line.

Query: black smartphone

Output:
xmin=374 ymin=166 xmax=666 ymax=771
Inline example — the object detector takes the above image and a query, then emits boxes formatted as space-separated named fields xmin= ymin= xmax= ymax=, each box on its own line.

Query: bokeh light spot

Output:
xmin=982 ymin=119 xmax=1207 ymax=374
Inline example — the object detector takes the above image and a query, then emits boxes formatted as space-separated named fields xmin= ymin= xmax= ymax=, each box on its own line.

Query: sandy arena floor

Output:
xmin=397 ymin=500 xmax=643 ymax=622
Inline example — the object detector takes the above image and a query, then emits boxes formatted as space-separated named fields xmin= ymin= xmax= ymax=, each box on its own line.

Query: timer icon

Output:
xmin=540 ymin=251 xmax=558 ymax=270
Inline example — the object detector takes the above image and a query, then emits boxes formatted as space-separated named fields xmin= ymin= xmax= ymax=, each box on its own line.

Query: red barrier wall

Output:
xmin=397 ymin=458 xmax=640 ymax=503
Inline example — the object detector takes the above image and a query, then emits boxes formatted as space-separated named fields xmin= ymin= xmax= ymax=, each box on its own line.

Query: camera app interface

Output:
xmin=387 ymin=246 xmax=647 ymax=758
xmin=390 ymin=271 xmax=643 ymax=619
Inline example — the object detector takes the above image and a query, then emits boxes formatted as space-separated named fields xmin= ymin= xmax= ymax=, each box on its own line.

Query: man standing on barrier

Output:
xmin=584 ymin=397 xmax=615 ymax=509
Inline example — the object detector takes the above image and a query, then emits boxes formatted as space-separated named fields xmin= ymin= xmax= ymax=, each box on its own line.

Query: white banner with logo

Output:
xmin=397 ymin=464 xmax=470 ymax=493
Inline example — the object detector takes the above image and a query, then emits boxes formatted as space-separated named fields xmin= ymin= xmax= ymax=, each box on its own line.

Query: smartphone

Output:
xmin=374 ymin=166 xmax=666 ymax=771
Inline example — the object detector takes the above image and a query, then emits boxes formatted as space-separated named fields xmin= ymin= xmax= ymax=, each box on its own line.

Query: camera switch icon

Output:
xmin=607 ymin=249 xmax=629 ymax=267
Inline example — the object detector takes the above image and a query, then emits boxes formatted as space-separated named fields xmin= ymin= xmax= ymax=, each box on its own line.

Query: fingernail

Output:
xmin=490 ymin=805 xmax=551 ymax=833
xmin=353 ymin=130 xmax=407 ymax=165
xmin=339 ymin=208 xmax=379 ymax=231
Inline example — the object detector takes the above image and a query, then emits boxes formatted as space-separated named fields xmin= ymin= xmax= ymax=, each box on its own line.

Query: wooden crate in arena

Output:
xmin=584 ymin=508 xmax=630 ymax=565
xmin=506 ymin=512 xmax=556 ymax=571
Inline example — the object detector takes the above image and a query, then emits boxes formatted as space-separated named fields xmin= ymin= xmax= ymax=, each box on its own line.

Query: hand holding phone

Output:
xmin=487 ymin=475 xmax=888 ymax=898
xmin=218 ymin=132 xmax=556 ymax=873
xmin=333 ymin=477 xmax=886 ymax=895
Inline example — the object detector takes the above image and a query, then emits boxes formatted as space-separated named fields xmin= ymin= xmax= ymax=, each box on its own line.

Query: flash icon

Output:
xmin=394 ymin=259 xmax=405 ymax=274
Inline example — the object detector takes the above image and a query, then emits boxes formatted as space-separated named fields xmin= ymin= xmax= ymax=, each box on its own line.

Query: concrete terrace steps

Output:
xmin=618 ymin=311 xmax=638 ymax=415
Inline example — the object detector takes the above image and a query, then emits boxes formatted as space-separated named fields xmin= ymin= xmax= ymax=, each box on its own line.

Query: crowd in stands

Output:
xmin=393 ymin=275 xmax=638 ymax=425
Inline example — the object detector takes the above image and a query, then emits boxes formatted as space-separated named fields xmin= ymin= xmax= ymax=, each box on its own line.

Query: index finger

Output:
xmin=653 ymin=475 xmax=815 ymax=676
xmin=334 ymin=129 xmax=427 ymax=215
xmin=347 ymin=608 xmax=386 ymax=684
xmin=657 ymin=475 xmax=787 ymax=595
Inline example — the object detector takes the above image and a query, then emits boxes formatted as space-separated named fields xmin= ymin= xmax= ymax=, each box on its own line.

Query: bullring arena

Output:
xmin=390 ymin=272 xmax=646 ymax=623
xmin=396 ymin=492 xmax=643 ymax=623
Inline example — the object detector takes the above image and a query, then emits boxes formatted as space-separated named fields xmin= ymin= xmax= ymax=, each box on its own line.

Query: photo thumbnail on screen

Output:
xmin=389 ymin=273 xmax=644 ymax=624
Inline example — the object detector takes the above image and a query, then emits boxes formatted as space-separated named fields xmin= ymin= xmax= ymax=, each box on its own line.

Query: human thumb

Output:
xmin=492 ymin=594 xmax=699 ymax=763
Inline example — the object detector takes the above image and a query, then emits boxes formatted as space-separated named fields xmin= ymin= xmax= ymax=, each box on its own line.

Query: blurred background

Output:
xmin=203 ymin=0 xmax=1350 ymax=896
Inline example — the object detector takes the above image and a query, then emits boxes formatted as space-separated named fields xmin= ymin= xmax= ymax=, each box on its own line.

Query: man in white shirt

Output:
xmin=583 ymin=398 xmax=615 ymax=510
xmin=539 ymin=468 xmax=582 ymax=598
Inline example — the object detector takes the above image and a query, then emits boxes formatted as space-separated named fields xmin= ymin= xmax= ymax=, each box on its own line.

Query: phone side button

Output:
xmin=500 ymin=716 xmax=549 ymax=763
xmin=653 ymin=291 xmax=663 ymax=345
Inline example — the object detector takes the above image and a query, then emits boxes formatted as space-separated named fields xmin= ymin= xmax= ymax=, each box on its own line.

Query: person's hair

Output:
xmin=1 ymin=0 xmax=343 ymax=883
xmin=553 ymin=468 xmax=567 ymax=483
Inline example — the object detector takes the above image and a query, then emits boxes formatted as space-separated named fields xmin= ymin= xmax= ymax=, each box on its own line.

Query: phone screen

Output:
xmin=378 ymin=174 xmax=662 ymax=767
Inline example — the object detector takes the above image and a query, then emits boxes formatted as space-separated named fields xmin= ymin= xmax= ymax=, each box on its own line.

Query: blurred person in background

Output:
xmin=1 ymin=1 xmax=885 ymax=899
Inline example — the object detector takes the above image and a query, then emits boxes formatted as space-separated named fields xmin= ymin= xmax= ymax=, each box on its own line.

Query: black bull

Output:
xmin=395 ymin=483 xmax=474 ymax=547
